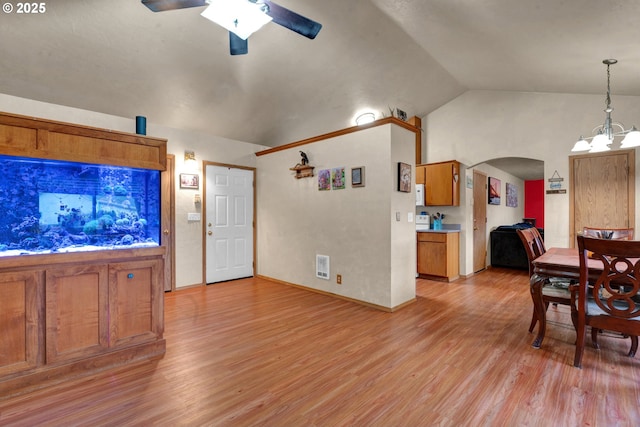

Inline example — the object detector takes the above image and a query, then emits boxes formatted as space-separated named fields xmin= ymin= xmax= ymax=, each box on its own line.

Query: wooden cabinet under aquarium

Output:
xmin=0 ymin=112 xmax=167 ymax=397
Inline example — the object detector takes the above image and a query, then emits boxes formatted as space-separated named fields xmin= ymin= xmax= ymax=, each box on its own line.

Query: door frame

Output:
xmin=161 ymin=154 xmax=175 ymax=292
xmin=472 ymin=170 xmax=488 ymax=273
xmin=201 ymin=161 xmax=257 ymax=284
xmin=569 ymin=149 xmax=635 ymax=247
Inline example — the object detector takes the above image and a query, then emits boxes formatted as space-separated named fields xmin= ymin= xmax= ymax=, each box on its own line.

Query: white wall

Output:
xmin=424 ymin=89 xmax=640 ymax=275
xmin=0 ymin=93 xmax=269 ymax=288
xmin=256 ymin=123 xmax=416 ymax=309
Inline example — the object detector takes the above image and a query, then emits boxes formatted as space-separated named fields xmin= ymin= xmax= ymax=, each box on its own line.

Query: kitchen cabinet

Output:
xmin=423 ymin=160 xmax=460 ymax=206
xmin=417 ymin=231 xmax=459 ymax=281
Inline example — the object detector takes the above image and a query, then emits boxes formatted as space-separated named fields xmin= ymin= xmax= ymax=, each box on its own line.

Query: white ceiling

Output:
xmin=2 ymin=0 xmax=640 ymax=155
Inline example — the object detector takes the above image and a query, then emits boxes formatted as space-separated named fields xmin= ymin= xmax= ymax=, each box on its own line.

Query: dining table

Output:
xmin=529 ymin=247 xmax=604 ymax=348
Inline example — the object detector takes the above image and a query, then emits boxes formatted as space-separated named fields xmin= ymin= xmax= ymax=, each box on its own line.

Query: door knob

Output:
xmin=208 ymin=231 xmax=213 ymax=235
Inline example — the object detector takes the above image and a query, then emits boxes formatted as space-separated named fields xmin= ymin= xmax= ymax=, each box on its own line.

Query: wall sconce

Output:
xmin=184 ymin=150 xmax=197 ymax=170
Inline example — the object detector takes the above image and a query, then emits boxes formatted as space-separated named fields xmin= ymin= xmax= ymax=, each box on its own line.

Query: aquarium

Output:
xmin=0 ymin=154 xmax=160 ymax=257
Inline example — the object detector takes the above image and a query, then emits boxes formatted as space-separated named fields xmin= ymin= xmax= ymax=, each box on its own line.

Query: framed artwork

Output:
xmin=318 ymin=169 xmax=331 ymax=191
xmin=398 ymin=162 xmax=411 ymax=193
xmin=332 ymin=167 xmax=345 ymax=190
xmin=180 ymin=173 xmax=199 ymax=189
xmin=488 ymin=177 xmax=501 ymax=205
xmin=351 ymin=166 xmax=365 ymax=187
xmin=506 ymin=182 xmax=518 ymax=207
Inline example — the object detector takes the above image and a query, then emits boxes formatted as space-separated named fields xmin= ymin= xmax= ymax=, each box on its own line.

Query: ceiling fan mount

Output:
xmin=141 ymin=0 xmax=322 ymax=55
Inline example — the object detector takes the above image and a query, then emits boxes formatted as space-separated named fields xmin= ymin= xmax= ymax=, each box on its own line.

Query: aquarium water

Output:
xmin=0 ymin=155 xmax=160 ymax=256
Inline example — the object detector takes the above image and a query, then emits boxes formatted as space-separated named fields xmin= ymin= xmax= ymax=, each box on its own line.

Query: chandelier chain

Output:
xmin=605 ymin=63 xmax=612 ymax=110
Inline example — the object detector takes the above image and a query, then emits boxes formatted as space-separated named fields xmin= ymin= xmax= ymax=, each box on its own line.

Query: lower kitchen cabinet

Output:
xmin=417 ymin=231 xmax=460 ymax=281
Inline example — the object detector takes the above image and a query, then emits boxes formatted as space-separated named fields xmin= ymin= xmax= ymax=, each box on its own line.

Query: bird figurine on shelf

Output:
xmin=300 ymin=151 xmax=309 ymax=165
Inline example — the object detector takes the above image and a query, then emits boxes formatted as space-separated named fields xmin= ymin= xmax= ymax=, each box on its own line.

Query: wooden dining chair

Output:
xmin=573 ymin=235 xmax=640 ymax=368
xmin=517 ymin=227 xmax=572 ymax=333
xmin=582 ymin=227 xmax=634 ymax=240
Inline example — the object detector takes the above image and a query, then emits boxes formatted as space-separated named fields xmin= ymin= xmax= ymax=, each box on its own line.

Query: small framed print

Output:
xmin=398 ymin=162 xmax=411 ymax=193
xmin=351 ymin=166 xmax=365 ymax=187
xmin=180 ymin=173 xmax=199 ymax=189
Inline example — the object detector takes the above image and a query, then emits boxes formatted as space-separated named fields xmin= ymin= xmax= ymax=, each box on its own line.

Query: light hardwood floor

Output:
xmin=1 ymin=267 xmax=640 ymax=426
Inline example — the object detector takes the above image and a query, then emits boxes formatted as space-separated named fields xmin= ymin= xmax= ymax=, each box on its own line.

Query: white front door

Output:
xmin=205 ymin=164 xmax=254 ymax=284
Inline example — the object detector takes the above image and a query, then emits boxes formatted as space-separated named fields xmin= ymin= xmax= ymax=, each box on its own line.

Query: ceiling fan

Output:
xmin=141 ymin=0 xmax=322 ymax=55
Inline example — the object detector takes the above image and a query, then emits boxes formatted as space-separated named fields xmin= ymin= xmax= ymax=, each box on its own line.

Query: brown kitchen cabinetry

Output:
xmin=417 ymin=231 xmax=459 ymax=282
xmin=421 ymin=160 xmax=460 ymax=206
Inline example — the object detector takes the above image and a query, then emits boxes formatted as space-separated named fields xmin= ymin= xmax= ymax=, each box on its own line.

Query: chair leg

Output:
xmin=529 ymin=308 xmax=537 ymax=333
xmin=629 ymin=336 xmax=638 ymax=358
xmin=574 ymin=324 xmax=586 ymax=368
xmin=591 ymin=327 xmax=600 ymax=349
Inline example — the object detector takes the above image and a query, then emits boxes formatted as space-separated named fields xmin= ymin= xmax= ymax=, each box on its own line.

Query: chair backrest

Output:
xmin=576 ymin=235 xmax=640 ymax=320
xmin=582 ymin=226 xmax=634 ymax=240
xmin=516 ymin=227 xmax=546 ymax=277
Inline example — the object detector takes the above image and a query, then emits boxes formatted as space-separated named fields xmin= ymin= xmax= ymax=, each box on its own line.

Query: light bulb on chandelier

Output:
xmin=571 ymin=59 xmax=640 ymax=153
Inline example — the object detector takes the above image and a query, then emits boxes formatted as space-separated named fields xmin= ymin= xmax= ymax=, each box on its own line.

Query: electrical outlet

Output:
xmin=337 ymin=274 xmax=342 ymax=284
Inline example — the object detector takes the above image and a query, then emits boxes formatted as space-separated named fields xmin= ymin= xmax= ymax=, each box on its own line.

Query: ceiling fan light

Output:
xmin=571 ymin=136 xmax=591 ymax=152
xmin=202 ymin=0 xmax=272 ymax=40
xmin=620 ymin=126 xmax=640 ymax=148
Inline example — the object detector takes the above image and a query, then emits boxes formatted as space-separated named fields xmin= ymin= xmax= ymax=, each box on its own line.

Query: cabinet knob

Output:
xmin=127 ymin=273 xmax=134 ymax=279
xmin=163 ymin=229 xmax=169 ymax=235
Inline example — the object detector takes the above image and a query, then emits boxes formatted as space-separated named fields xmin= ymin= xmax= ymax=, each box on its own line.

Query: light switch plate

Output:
xmin=408 ymin=212 xmax=414 ymax=223
xmin=187 ymin=212 xmax=201 ymax=221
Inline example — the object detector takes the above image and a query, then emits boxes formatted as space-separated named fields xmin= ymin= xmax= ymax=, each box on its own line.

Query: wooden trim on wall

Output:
xmin=255 ymin=116 xmax=422 ymax=158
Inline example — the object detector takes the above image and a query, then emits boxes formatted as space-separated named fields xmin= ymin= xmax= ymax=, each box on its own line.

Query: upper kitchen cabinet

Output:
xmin=424 ymin=160 xmax=460 ymax=206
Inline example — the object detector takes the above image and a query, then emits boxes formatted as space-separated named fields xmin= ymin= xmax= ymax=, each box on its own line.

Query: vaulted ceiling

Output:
xmin=1 ymin=0 xmax=639 ymax=149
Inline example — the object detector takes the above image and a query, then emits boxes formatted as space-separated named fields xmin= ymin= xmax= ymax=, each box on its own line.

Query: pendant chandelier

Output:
xmin=571 ymin=59 xmax=640 ymax=153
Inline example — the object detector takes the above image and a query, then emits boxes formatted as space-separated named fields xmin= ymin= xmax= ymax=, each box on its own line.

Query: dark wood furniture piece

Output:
xmin=582 ymin=227 xmax=634 ymax=240
xmin=530 ymin=247 xmax=599 ymax=348
xmin=517 ymin=228 xmax=572 ymax=334
xmin=573 ymin=236 xmax=640 ymax=368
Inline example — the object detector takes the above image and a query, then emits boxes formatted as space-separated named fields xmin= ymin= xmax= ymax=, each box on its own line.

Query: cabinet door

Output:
xmin=415 ymin=165 xmax=426 ymax=185
xmin=417 ymin=241 xmax=447 ymax=276
xmin=425 ymin=161 xmax=460 ymax=206
xmin=46 ymin=265 xmax=109 ymax=363
xmin=0 ymin=271 xmax=40 ymax=376
xmin=109 ymin=259 xmax=163 ymax=348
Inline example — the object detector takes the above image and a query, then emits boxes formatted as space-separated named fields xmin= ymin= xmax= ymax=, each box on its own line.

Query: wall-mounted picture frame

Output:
xmin=398 ymin=162 xmax=411 ymax=193
xmin=488 ymin=176 xmax=501 ymax=205
xmin=332 ymin=167 xmax=346 ymax=190
xmin=506 ymin=182 xmax=518 ymax=207
xmin=318 ymin=169 xmax=331 ymax=191
xmin=351 ymin=166 xmax=365 ymax=187
xmin=180 ymin=173 xmax=199 ymax=189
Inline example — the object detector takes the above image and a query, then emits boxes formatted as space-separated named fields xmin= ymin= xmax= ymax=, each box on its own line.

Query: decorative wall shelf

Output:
xmin=290 ymin=164 xmax=315 ymax=179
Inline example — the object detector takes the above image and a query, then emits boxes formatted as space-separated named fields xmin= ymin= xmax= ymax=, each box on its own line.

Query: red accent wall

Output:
xmin=524 ymin=180 xmax=544 ymax=228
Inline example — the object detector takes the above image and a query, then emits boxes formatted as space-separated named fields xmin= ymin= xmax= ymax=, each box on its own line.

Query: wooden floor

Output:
xmin=2 ymin=267 xmax=640 ymax=426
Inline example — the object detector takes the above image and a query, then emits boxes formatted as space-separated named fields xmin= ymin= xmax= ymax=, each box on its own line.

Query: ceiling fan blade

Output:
xmin=141 ymin=0 xmax=207 ymax=12
xmin=263 ymin=0 xmax=322 ymax=39
xmin=229 ymin=32 xmax=248 ymax=55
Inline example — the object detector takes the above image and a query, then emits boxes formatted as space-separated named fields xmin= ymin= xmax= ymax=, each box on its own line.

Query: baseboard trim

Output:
xmin=256 ymin=275 xmax=416 ymax=313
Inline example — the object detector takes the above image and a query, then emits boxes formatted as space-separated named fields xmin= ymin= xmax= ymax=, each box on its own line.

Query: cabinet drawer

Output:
xmin=418 ymin=232 xmax=447 ymax=243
